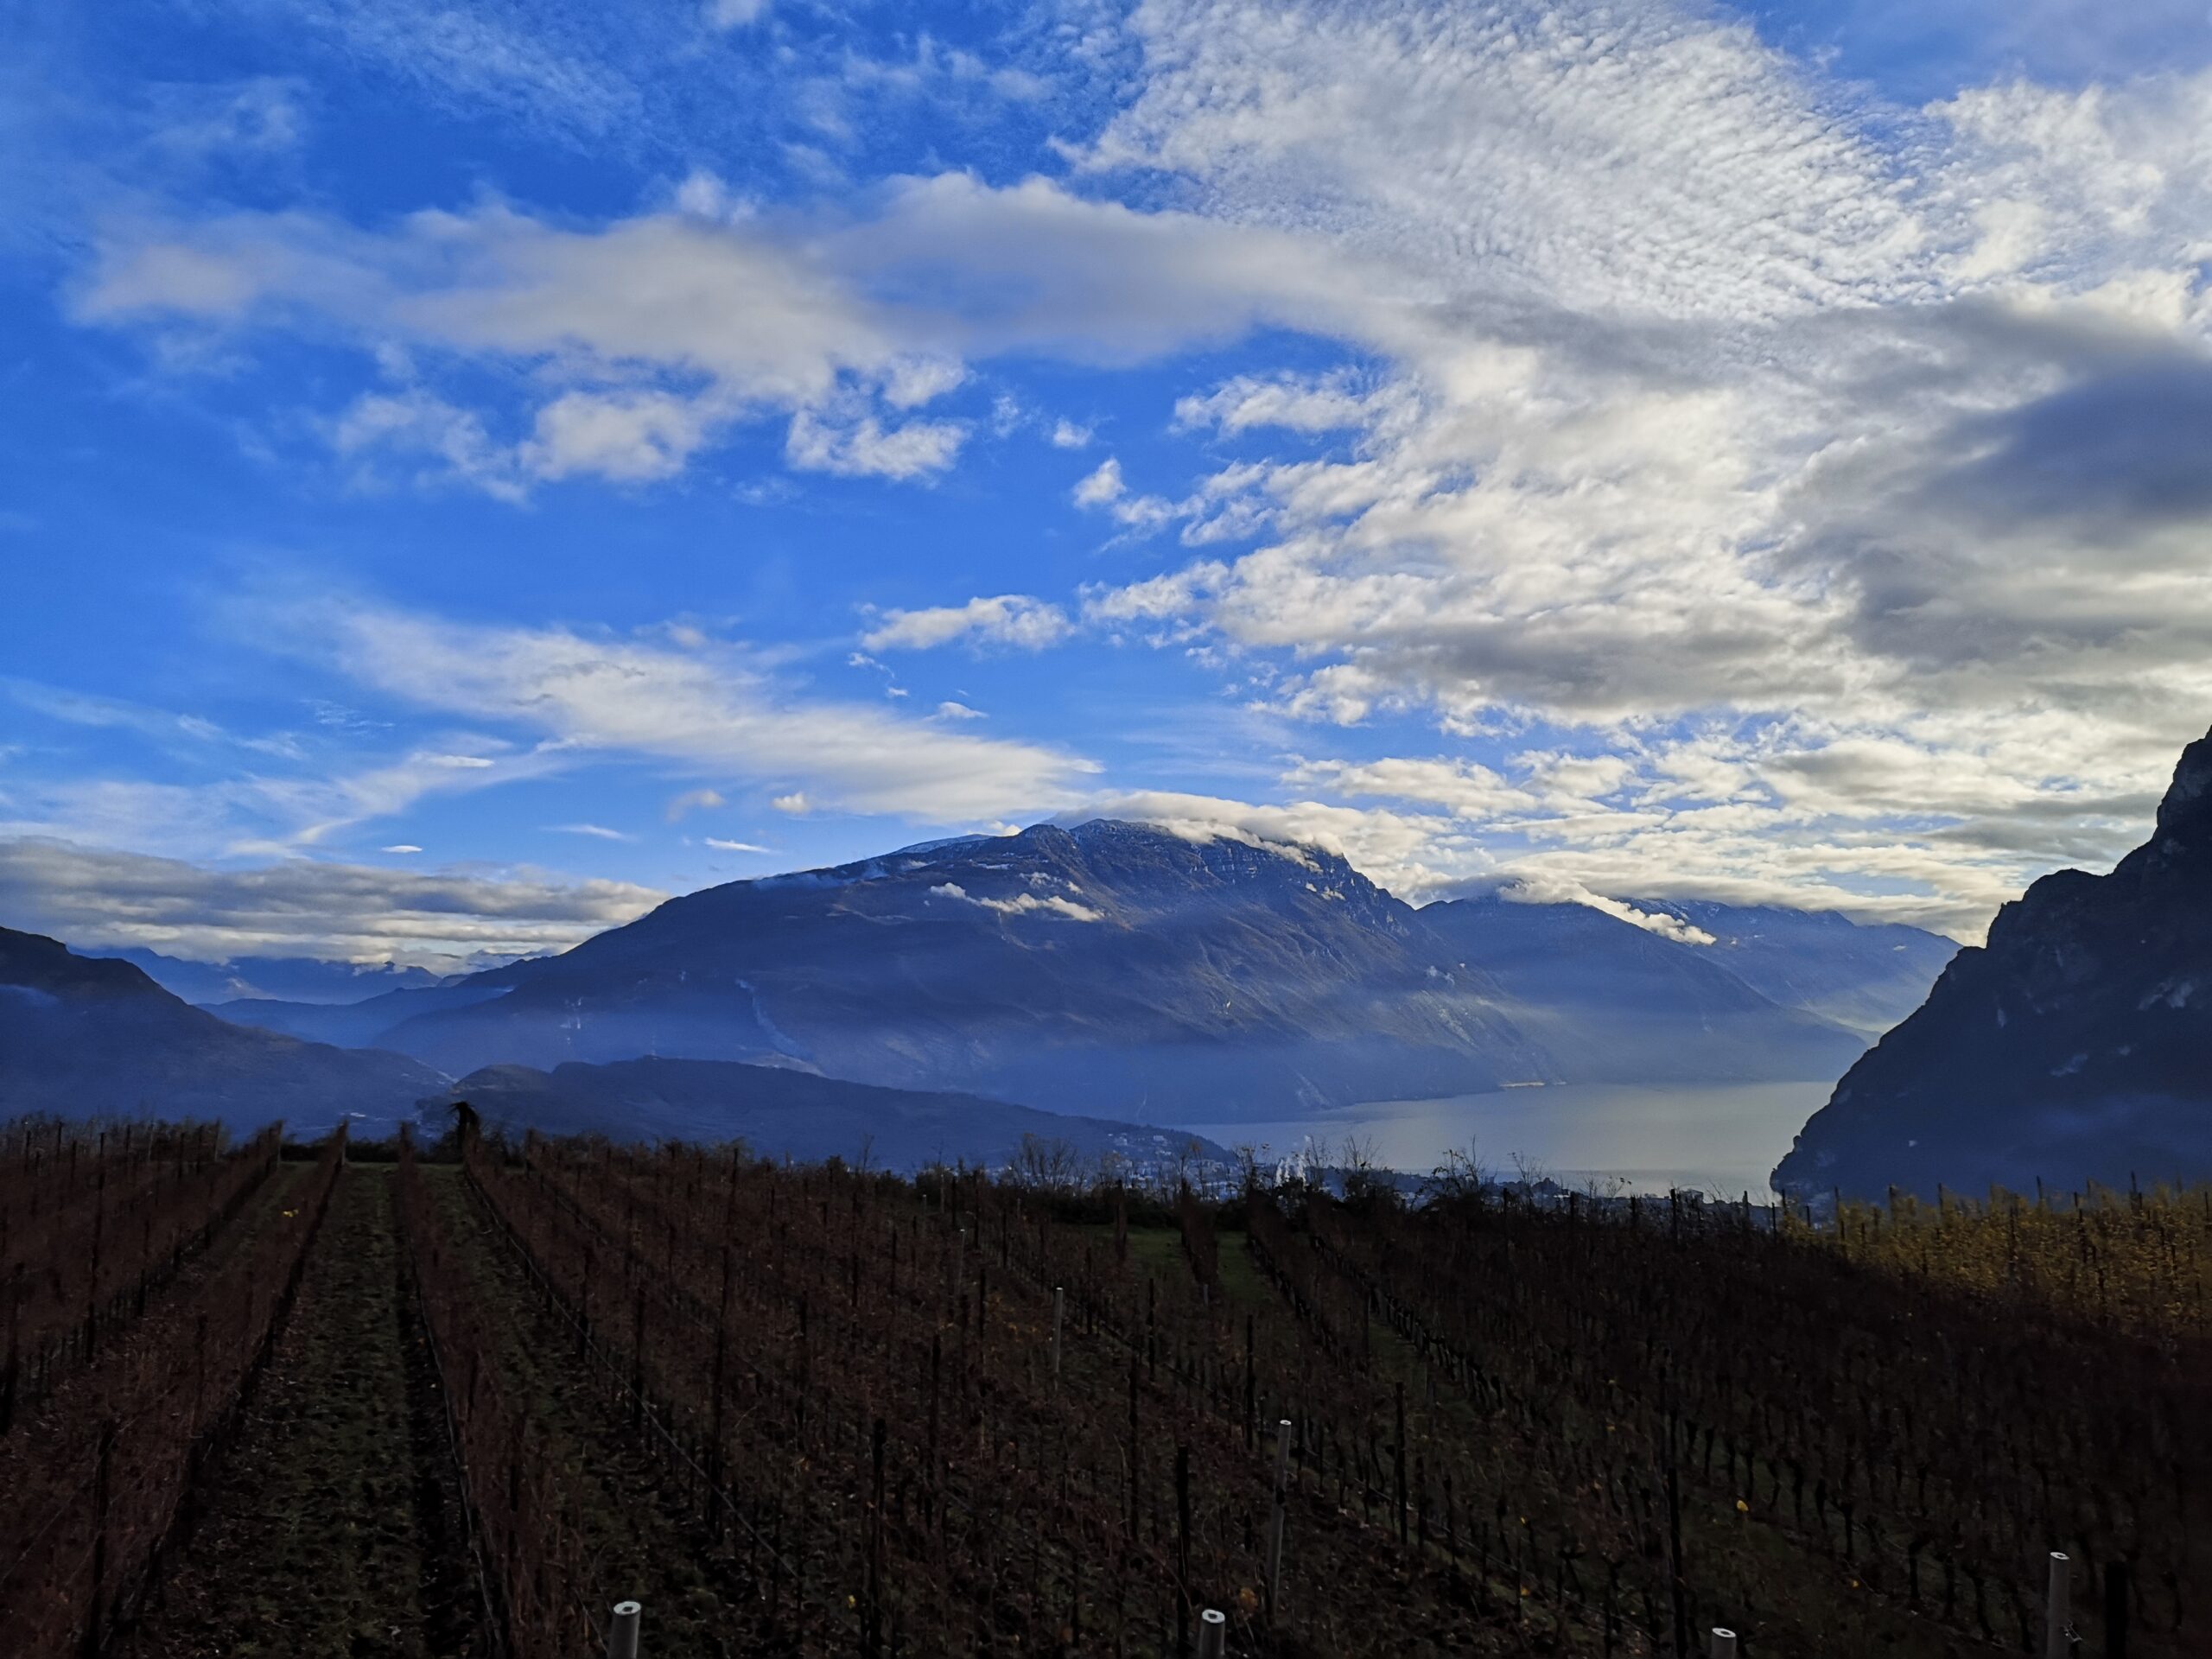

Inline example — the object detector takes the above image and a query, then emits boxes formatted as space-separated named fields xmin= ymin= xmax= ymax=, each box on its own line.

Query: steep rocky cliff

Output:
xmin=1776 ymin=728 xmax=2212 ymax=1202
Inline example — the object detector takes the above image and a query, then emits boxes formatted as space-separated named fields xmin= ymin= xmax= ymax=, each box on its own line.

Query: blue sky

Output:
xmin=3 ymin=0 xmax=2209 ymax=967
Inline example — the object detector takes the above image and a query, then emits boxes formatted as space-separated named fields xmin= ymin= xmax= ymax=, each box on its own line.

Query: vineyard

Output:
xmin=0 ymin=1114 xmax=2203 ymax=1657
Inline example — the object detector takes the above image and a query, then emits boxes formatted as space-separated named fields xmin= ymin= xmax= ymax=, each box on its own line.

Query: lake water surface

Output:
xmin=1178 ymin=1079 xmax=1835 ymax=1200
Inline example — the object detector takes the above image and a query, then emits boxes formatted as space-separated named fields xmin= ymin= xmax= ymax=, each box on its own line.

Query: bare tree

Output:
xmin=1008 ymin=1133 xmax=1082 ymax=1195
xmin=1338 ymin=1134 xmax=1397 ymax=1211
xmin=1423 ymin=1139 xmax=1495 ymax=1208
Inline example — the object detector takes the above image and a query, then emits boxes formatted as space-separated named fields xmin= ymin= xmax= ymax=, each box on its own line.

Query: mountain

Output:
xmin=1776 ymin=728 xmax=2212 ymax=1203
xmin=1419 ymin=895 xmax=1877 ymax=1084
xmin=200 ymin=981 xmax=515 ymax=1048
xmin=269 ymin=821 xmax=1556 ymax=1122
xmin=92 ymin=948 xmax=448 ymax=1006
xmin=445 ymin=1057 xmax=1232 ymax=1173
xmin=0 ymin=925 xmax=442 ymax=1132
xmin=1625 ymin=902 xmax=1956 ymax=1035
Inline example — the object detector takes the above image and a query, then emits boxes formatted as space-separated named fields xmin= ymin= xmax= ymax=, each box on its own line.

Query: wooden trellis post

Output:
xmin=1267 ymin=1416 xmax=1292 ymax=1621
xmin=607 ymin=1598 xmax=641 ymax=1658
xmin=2045 ymin=1552 xmax=2071 ymax=1659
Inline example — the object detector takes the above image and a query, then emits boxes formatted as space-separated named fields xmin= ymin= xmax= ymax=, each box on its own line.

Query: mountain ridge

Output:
xmin=362 ymin=819 xmax=1557 ymax=1122
xmin=194 ymin=820 xmax=1952 ymax=1122
xmin=1776 ymin=727 xmax=2212 ymax=1201
xmin=1418 ymin=893 xmax=1877 ymax=1084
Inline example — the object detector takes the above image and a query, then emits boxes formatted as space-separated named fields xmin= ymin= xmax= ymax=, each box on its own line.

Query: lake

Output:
xmin=1176 ymin=1078 xmax=1836 ymax=1201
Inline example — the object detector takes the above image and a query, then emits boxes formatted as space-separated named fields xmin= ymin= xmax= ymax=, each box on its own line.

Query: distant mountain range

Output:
xmin=1621 ymin=901 xmax=1956 ymax=1037
xmin=1420 ymin=895 xmax=1887 ymax=1086
xmin=176 ymin=820 xmax=1952 ymax=1127
xmin=1777 ymin=728 xmax=2212 ymax=1204
xmin=0 ymin=924 xmax=1233 ymax=1168
xmin=0 ymin=927 xmax=439 ymax=1130
xmin=92 ymin=948 xmax=451 ymax=1006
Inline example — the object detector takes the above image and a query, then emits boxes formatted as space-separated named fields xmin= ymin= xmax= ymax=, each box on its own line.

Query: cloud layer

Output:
xmin=0 ymin=838 xmax=663 ymax=967
xmin=29 ymin=0 xmax=2212 ymax=953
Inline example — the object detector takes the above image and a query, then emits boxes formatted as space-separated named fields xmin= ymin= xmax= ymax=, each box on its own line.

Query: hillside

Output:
xmin=445 ymin=1055 xmax=1231 ymax=1171
xmin=0 ymin=925 xmax=440 ymax=1130
xmin=11 ymin=1116 xmax=2194 ymax=1658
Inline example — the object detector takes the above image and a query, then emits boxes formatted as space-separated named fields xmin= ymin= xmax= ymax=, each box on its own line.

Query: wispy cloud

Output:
xmin=859 ymin=594 xmax=1072 ymax=653
xmin=270 ymin=593 xmax=1097 ymax=821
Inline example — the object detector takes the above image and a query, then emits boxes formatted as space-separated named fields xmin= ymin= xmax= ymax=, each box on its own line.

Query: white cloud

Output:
xmin=329 ymin=390 xmax=529 ymax=501
xmin=1497 ymin=872 xmax=1718 ymax=945
xmin=929 ymin=880 xmax=1103 ymax=922
xmin=770 ymin=791 xmax=811 ymax=814
xmin=666 ymin=787 xmax=724 ymax=821
xmin=550 ymin=822 xmax=633 ymax=841
xmin=1174 ymin=372 xmax=1392 ymax=436
xmin=1071 ymin=455 xmax=1180 ymax=531
xmin=860 ymin=594 xmax=1072 ymax=652
xmin=1050 ymin=417 xmax=1092 ymax=448
xmin=705 ymin=0 xmax=771 ymax=28
xmin=0 ymin=737 xmax=562 ymax=863
xmin=1072 ymin=458 xmax=1123 ymax=506
xmin=521 ymin=390 xmax=715 ymax=483
xmin=1049 ymin=7 xmax=2212 ymax=932
xmin=934 ymin=700 xmax=986 ymax=721
xmin=381 ymin=843 xmax=423 ymax=855
xmin=258 ymin=594 xmax=1097 ymax=823
xmin=785 ymin=407 xmax=967 ymax=480
xmin=75 ymin=162 xmax=1392 ymax=496
xmin=703 ymin=836 xmax=773 ymax=853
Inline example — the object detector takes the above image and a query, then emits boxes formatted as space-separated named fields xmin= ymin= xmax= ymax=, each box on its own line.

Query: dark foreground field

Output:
xmin=2 ymin=1119 xmax=2202 ymax=1657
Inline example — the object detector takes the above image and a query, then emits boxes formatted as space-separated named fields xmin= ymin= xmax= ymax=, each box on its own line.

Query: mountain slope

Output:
xmin=353 ymin=821 xmax=1555 ymax=1122
xmin=1776 ymin=728 xmax=2212 ymax=1202
xmin=448 ymin=1056 xmax=1231 ymax=1171
xmin=1419 ymin=895 xmax=1875 ymax=1084
xmin=0 ymin=925 xmax=442 ymax=1131
xmin=200 ymin=981 xmax=518 ymax=1049
xmin=1627 ymin=902 xmax=1956 ymax=1035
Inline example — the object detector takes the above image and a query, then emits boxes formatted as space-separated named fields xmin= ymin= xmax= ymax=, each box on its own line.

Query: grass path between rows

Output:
xmin=118 ymin=1164 xmax=485 ymax=1659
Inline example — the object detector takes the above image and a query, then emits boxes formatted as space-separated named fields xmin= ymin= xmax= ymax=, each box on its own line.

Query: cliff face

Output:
xmin=1776 ymin=730 xmax=2212 ymax=1202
